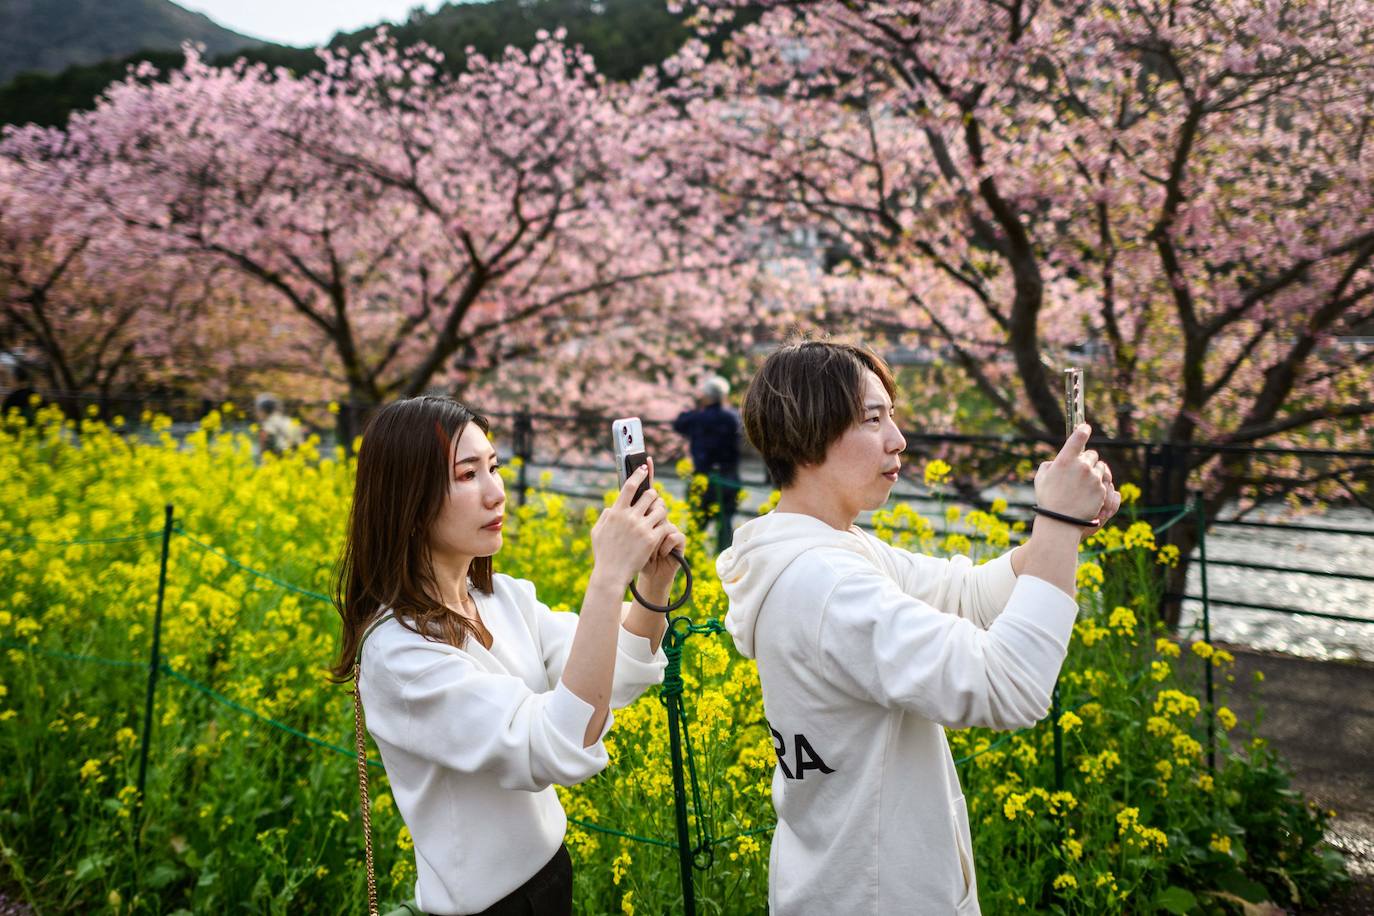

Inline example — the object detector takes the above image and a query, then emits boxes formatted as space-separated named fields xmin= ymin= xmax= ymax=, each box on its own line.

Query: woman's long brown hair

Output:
xmin=329 ymin=396 xmax=495 ymax=682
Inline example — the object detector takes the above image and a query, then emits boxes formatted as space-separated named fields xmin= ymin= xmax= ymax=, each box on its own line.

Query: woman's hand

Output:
xmin=637 ymin=509 xmax=687 ymax=606
xmin=590 ymin=461 xmax=670 ymax=589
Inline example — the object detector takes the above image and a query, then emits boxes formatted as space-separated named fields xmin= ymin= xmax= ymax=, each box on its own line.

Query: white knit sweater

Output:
xmin=358 ymin=573 xmax=667 ymax=914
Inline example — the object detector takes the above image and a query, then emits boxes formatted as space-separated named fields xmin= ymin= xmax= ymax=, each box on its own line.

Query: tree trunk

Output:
xmin=336 ymin=388 xmax=381 ymax=456
xmin=1143 ymin=441 xmax=1196 ymax=627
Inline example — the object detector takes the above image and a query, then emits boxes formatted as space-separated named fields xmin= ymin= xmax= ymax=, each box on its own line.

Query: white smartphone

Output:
xmin=1064 ymin=368 xmax=1085 ymax=437
xmin=611 ymin=417 xmax=651 ymax=504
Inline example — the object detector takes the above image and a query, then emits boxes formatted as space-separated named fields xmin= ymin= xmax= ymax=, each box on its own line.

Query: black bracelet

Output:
xmin=628 ymin=549 xmax=693 ymax=613
xmin=1032 ymin=505 xmax=1100 ymax=527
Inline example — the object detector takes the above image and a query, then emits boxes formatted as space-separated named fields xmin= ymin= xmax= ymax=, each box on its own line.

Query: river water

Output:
xmin=1178 ymin=506 xmax=1374 ymax=662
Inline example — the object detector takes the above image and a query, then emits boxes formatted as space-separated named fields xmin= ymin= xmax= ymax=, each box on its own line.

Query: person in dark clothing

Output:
xmin=1 ymin=363 xmax=38 ymax=424
xmin=673 ymin=375 xmax=742 ymax=548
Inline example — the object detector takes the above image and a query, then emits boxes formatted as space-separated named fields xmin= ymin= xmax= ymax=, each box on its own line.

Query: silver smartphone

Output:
xmin=611 ymin=417 xmax=651 ymax=504
xmin=1064 ymin=368 xmax=1085 ymax=437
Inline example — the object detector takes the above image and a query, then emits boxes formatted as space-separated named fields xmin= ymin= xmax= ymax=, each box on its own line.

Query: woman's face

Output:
xmin=427 ymin=421 xmax=505 ymax=561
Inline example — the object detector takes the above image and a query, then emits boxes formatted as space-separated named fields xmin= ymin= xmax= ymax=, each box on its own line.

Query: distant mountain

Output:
xmin=0 ymin=0 xmax=746 ymax=129
xmin=337 ymin=0 xmax=696 ymax=83
xmin=0 ymin=0 xmax=266 ymax=83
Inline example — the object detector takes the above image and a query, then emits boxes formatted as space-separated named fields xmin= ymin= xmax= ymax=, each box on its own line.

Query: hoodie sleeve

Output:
xmin=815 ymin=568 xmax=1078 ymax=730
xmin=361 ymin=635 xmax=609 ymax=792
xmin=519 ymin=579 xmax=668 ymax=710
xmin=858 ymin=532 xmax=1019 ymax=629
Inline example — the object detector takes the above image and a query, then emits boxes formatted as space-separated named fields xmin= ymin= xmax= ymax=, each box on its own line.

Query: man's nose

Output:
xmin=888 ymin=423 xmax=907 ymax=454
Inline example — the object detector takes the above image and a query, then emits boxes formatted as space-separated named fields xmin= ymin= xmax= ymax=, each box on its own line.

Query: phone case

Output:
xmin=1064 ymin=368 xmax=1085 ymax=436
xmin=611 ymin=417 xmax=652 ymax=504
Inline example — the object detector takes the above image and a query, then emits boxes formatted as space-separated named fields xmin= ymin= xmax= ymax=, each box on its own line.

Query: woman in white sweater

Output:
xmin=330 ymin=397 xmax=682 ymax=915
xmin=717 ymin=341 xmax=1120 ymax=915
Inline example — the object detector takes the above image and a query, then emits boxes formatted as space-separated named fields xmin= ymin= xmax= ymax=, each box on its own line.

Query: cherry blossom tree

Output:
xmin=0 ymin=150 xmax=272 ymax=400
xmin=664 ymin=0 xmax=1374 ymax=618
xmin=0 ymin=33 xmax=760 ymax=441
xmin=674 ymin=0 xmax=1373 ymax=481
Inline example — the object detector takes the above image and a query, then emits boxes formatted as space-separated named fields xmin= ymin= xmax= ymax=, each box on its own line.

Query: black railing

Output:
xmin=15 ymin=389 xmax=1374 ymax=637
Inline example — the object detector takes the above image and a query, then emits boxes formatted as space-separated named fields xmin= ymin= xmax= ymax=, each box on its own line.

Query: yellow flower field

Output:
xmin=0 ymin=406 xmax=1347 ymax=913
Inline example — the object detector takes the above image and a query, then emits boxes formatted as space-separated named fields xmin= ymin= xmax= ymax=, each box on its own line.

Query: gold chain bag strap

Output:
xmin=354 ymin=617 xmax=390 ymax=916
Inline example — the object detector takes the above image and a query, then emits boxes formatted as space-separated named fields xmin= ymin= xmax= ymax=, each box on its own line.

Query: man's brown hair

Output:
xmin=742 ymin=340 xmax=897 ymax=488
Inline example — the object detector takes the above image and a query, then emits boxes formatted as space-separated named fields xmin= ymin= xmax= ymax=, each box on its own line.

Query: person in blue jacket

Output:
xmin=673 ymin=375 xmax=742 ymax=548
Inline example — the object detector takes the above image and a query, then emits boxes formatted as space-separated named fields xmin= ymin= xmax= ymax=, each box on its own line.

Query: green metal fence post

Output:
xmin=135 ymin=504 xmax=174 ymax=844
xmin=716 ymin=497 xmax=731 ymax=552
xmin=1195 ymin=495 xmax=1216 ymax=772
xmin=660 ymin=620 xmax=697 ymax=916
xmin=1051 ymin=683 xmax=1066 ymax=792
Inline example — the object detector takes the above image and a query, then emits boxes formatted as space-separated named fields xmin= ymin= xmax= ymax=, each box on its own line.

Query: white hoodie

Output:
xmin=717 ymin=512 xmax=1078 ymax=915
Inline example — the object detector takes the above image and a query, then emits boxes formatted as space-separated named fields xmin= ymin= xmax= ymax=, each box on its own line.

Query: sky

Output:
xmin=175 ymin=0 xmax=454 ymax=47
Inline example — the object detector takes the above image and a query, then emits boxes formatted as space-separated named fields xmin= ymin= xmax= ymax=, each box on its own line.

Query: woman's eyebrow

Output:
xmin=453 ymin=451 xmax=499 ymax=466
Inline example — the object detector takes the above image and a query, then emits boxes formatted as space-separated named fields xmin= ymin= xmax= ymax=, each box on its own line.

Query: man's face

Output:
xmin=814 ymin=370 xmax=907 ymax=515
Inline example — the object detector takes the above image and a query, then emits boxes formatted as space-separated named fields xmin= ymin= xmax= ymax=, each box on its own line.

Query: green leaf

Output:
xmin=1153 ymin=886 xmax=1199 ymax=914
xmin=1215 ymin=870 xmax=1269 ymax=903
xmin=73 ymin=853 xmax=111 ymax=883
xmin=147 ymin=861 xmax=181 ymax=889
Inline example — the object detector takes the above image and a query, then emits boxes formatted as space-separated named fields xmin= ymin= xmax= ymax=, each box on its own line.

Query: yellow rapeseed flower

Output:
xmin=1108 ymin=605 xmax=1137 ymax=634
xmin=1154 ymin=689 xmax=1201 ymax=719
xmin=78 ymin=758 xmax=104 ymax=784
xmin=1122 ymin=522 xmax=1155 ymax=551
xmin=1076 ymin=561 xmax=1104 ymax=592
xmin=612 ymin=849 xmax=632 ymax=886
xmin=923 ymin=459 xmax=952 ymax=486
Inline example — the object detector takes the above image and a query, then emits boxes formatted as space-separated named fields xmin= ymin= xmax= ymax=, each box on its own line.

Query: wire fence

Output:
xmin=5 ymin=488 xmax=1295 ymax=915
xmin=6 ymin=393 xmax=1372 ymax=912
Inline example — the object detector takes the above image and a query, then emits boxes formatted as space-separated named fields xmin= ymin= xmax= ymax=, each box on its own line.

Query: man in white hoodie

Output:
xmin=717 ymin=340 xmax=1119 ymax=915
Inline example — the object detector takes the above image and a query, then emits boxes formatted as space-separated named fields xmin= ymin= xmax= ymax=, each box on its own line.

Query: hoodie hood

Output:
xmin=717 ymin=511 xmax=870 ymax=658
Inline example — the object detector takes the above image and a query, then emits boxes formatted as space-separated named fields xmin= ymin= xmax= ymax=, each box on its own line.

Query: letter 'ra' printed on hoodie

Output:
xmin=770 ymin=725 xmax=835 ymax=780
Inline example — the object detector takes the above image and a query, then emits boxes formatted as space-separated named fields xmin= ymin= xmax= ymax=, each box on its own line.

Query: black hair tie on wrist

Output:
xmin=628 ymin=548 xmax=693 ymax=613
xmin=1032 ymin=505 xmax=1100 ymax=527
